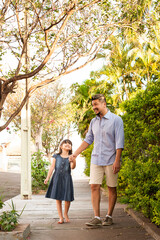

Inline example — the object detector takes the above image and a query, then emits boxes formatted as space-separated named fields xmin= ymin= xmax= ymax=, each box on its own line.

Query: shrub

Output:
xmin=0 ymin=200 xmax=25 ymax=231
xmin=118 ymin=79 xmax=160 ymax=226
xmin=31 ymin=151 xmax=50 ymax=192
xmin=0 ymin=195 xmax=4 ymax=209
xmin=81 ymin=144 xmax=93 ymax=176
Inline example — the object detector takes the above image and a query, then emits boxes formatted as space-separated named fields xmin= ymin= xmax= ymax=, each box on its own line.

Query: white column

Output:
xmin=20 ymin=1 xmax=31 ymax=200
xmin=21 ymin=103 xmax=32 ymax=199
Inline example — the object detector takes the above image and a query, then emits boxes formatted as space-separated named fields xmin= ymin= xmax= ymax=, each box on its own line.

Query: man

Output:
xmin=69 ymin=94 xmax=124 ymax=226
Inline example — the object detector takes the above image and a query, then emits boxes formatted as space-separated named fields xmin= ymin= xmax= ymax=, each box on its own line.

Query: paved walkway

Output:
xmin=0 ymin=172 xmax=20 ymax=201
xmin=1 ymin=173 xmax=159 ymax=240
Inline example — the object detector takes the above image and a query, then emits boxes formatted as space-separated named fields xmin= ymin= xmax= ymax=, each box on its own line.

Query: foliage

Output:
xmin=71 ymin=78 xmax=115 ymax=138
xmin=0 ymin=0 xmax=118 ymax=131
xmin=118 ymin=79 xmax=160 ymax=226
xmin=1 ymin=0 xmax=158 ymax=131
xmin=93 ymin=36 xmax=144 ymax=103
xmin=0 ymin=200 xmax=25 ymax=231
xmin=3 ymin=83 xmax=73 ymax=154
xmin=90 ymin=29 xmax=160 ymax=107
xmin=30 ymin=84 xmax=73 ymax=153
xmin=67 ymin=0 xmax=160 ymax=226
xmin=81 ymin=144 xmax=93 ymax=176
xmin=0 ymin=195 xmax=4 ymax=209
xmin=31 ymin=151 xmax=50 ymax=192
xmin=71 ymin=41 xmax=160 ymax=225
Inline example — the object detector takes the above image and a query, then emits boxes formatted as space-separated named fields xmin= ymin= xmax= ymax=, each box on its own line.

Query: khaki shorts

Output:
xmin=89 ymin=164 xmax=118 ymax=187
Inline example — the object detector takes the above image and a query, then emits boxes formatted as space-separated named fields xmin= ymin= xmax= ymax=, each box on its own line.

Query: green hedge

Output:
xmin=118 ymin=80 xmax=160 ymax=226
xmin=31 ymin=151 xmax=49 ymax=192
xmin=81 ymin=144 xmax=93 ymax=177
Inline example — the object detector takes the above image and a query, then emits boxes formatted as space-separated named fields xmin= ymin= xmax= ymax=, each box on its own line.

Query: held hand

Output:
xmin=69 ymin=154 xmax=77 ymax=162
xmin=112 ymin=161 xmax=121 ymax=174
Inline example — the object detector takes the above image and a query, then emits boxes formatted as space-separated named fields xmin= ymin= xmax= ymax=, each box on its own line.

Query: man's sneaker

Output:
xmin=102 ymin=216 xmax=113 ymax=226
xmin=86 ymin=217 xmax=102 ymax=226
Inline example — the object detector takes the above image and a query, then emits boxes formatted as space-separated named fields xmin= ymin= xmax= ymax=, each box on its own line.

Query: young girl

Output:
xmin=44 ymin=139 xmax=76 ymax=224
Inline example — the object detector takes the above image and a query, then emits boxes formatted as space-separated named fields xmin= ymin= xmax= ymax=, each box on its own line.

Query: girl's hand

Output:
xmin=69 ymin=154 xmax=76 ymax=162
xmin=69 ymin=157 xmax=76 ymax=169
xmin=44 ymin=178 xmax=49 ymax=184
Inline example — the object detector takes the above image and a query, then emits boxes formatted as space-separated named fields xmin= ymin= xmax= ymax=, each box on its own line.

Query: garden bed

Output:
xmin=0 ymin=223 xmax=30 ymax=240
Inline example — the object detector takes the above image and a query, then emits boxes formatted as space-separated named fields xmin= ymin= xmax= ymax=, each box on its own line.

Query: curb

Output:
xmin=124 ymin=207 xmax=160 ymax=240
xmin=0 ymin=224 xmax=30 ymax=240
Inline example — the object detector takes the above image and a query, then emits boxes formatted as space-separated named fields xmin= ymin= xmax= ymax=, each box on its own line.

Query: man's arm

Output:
xmin=69 ymin=120 xmax=94 ymax=162
xmin=69 ymin=141 xmax=89 ymax=162
xmin=113 ymin=116 xmax=124 ymax=174
xmin=73 ymin=141 xmax=90 ymax=157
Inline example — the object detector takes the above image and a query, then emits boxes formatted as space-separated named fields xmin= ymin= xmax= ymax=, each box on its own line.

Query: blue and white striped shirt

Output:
xmin=84 ymin=110 xmax=124 ymax=166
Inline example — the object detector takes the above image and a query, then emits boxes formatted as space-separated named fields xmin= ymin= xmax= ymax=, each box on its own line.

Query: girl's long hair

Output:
xmin=57 ymin=139 xmax=72 ymax=155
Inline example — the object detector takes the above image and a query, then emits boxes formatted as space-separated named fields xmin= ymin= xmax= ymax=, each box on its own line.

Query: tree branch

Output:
xmin=4 ymin=6 xmax=75 ymax=85
xmin=15 ymin=0 xmax=23 ymax=43
xmin=76 ymin=0 xmax=101 ymax=12
xmin=0 ymin=0 xmax=11 ymax=25
xmin=0 ymin=93 xmax=29 ymax=131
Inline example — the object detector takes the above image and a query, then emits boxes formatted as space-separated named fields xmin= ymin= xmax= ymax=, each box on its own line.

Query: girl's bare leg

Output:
xmin=56 ymin=200 xmax=64 ymax=223
xmin=64 ymin=201 xmax=71 ymax=222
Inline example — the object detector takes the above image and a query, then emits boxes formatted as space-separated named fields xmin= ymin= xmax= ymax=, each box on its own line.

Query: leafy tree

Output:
xmin=30 ymin=83 xmax=69 ymax=153
xmin=41 ymin=98 xmax=74 ymax=155
xmin=0 ymin=0 xmax=157 ymax=131
xmin=88 ymin=26 xmax=160 ymax=111
xmin=31 ymin=151 xmax=50 ymax=192
xmin=0 ymin=0 xmax=115 ymax=131
xmin=3 ymin=83 xmax=73 ymax=154
xmin=90 ymin=36 xmax=143 ymax=104
xmin=71 ymin=78 xmax=115 ymax=138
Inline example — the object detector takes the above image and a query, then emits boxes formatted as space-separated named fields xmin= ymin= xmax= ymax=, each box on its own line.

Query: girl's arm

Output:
xmin=44 ymin=158 xmax=56 ymax=184
xmin=69 ymin=158 xmax=76 ymax=169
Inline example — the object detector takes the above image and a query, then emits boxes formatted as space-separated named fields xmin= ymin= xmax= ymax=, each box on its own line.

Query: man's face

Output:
xmin=92 ymin=99 xmax=106 ymax=115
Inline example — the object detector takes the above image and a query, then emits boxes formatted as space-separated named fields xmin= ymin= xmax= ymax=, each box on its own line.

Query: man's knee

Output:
xmin=108 ymin=186 xmax=117 ymax=195
xmin=91 ymin=184 xmax=100 ymax=192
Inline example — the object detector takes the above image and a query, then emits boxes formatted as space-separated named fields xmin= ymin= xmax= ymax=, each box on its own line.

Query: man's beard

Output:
xmin=94 ymin=108 xmax=101 ymax=116
xmin=96 ymin=111 xmax=101 ymax=116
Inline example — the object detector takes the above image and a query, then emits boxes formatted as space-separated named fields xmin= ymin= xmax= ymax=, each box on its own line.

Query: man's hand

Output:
xmin=112 ymin=161 xmax=121 ymax=174
xmin=113 ymin=148 xmax=122 ymax=174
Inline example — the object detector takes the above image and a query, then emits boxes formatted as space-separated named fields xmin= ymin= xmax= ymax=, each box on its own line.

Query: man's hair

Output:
xmin=91 ymin=94 xmax=106 ymax=104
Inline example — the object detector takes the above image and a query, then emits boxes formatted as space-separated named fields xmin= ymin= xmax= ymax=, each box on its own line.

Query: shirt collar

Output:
xmin=96 ymin=109 xmax=111 ymax=120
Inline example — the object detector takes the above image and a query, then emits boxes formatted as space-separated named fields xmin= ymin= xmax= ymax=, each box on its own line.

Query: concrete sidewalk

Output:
xmin=1 ymin=177 xmax=159 ymax=240
xmin=0 ymin=172 xmax=20 ymax=201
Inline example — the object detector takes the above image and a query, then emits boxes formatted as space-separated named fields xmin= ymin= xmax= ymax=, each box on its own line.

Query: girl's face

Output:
xmin=61 ymin=142 xmax=72 ymax=151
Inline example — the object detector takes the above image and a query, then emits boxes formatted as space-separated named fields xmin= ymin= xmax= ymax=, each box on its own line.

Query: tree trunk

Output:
xmin=35 ymin=125 xmax=43 ymax=151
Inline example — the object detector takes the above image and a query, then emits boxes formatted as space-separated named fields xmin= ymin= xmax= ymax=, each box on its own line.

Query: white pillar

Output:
xmin=21 ymin=103 xmax=32 ymax=199
xmin=20 ymin=1 xmax=31 ymax=200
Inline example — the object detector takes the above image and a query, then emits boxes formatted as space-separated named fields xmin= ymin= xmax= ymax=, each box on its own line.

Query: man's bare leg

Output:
xmin=107 ymin=186 xmax=117 ymax=216
xmin=91 ymin=184 xmax=101 ymax=217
